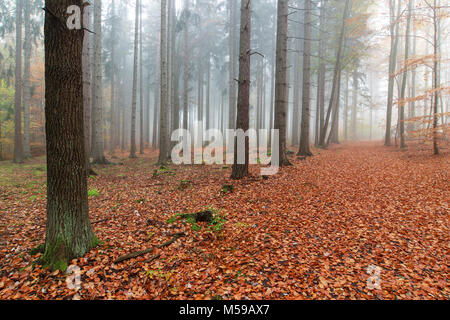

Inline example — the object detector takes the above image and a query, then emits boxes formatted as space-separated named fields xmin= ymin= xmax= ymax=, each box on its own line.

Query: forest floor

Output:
xmin=0 ymin=142 xmax=448 ymax=300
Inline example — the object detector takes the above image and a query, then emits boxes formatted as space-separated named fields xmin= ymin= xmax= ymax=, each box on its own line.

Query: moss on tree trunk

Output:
xmin=43 ymin=0 xmax=98 ymax=271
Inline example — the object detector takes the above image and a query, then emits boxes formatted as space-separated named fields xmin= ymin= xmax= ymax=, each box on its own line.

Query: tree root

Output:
xmin=113 ymin=232 xmax=186 ymax=264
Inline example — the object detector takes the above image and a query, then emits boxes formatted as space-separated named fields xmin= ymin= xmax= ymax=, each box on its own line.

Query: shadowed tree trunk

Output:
xmin=231 ymin=0 xmax=251 ymax=180
xmin=14 ymin=0 xmax=24 ymax=163
xmin=274 ymin=0 xmax=292 ymax=166
xmin=42 ymin=0 xmax=98 ymax=271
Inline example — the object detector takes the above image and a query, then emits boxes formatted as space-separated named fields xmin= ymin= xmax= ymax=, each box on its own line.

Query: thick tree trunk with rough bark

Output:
xmin=231 ymin=0 xmax=251 ymax=180
xmin=42 ymin=0 xmax=97 ymax=271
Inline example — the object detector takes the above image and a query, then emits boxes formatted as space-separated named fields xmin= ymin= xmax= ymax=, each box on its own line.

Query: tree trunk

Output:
xmin=408 ymin=12 xmax=417 ymax=133
xmin=153 ymin=32 xmax=161 ymax=149
xmin=344 ymin=72 xmax=349 ymax=140
xmin=231 ymin=0 xmax=251 ymax=180
xmin=352 ymin=67 xmax=358 ymax=140
xmin=109 ymin=0 xmax=116 ymax=155
xmin=329 ymin=70 xmax=342 ymax=145
xmin=385 ymin=0 xmax=401 ymax=146
xmin=399 ymin=0 xmax=413 ymax=149
xmin=92 ymin=0 xmax=108 ymax=164
xmin=291 ymin=0 xmax=304 ymax=147
xmin=319 ymin=0 xmax=350 ymax=148
xmin=42 ymin=0 xmax=97 ymax=271
xmin=139 ymin=0 xmax=144 ymax=154
xmin=298 ymin=0 xmax=313 ymax=157
xmin=229 ymin=0 xmax=237 ymax=130
xmin=14 ymin=0 xmax=24 ymax=163
xmin=206 ymin=53 xmax=211 ymax=130
xmin=432 ymin=0 xmax=439 ymax=155
xmin=129 ymin=0 xmax=139 ymax=158
xmin=158 ymin=0 xmax=170 ymax=164
xmin=23 ymin=0 xmax=31 ymax=158
xmin=83 ymin=1 xmax=94 ymax=175
xmin=274 ymin=0 xmax=291 ymax=166
xmin=317 ymin=0 xmax=327 ymax=145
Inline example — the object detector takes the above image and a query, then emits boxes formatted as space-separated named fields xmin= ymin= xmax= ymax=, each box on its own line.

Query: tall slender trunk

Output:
xmin=43 ymin=0 xmax=97 ymax=271
xmin=352 ymin=67 xmax=358 ymax=140
xmin=92 ymin=0 xmax=108 ymax=164
xmin=153 ymin=32 xmax=161 ymax=149
xmin=385 ymin=0 xmax=401 ymax=146
xmin=109 ymin=0 xmax=116 ymax=154
xmin=129 ymin=0 xmax=139 ymax=158
xmin=158 ymin=0 xmax=170 ymax=164
xmin=399 ymin=0 xmax=413 ymax=149
xmin=229 ymin=0 xmax=237 ymax=130
xmin=14 ymin=0 xmax=24 ymax=163
xmin=206 ymin=53 xmax=211 ymax=130
xmin=274 ymin=0 xmax=291 ymax=166
xmin=83 ymin=1 xmax=93 ymax=174
xmin=231 ymin=0 xmax=251 ymax=179
xmin=408 ymin=13 xmax=417 ymax=133
xmin=344 ymin=72 xmax=349 ymax=140
xmin=319 ymin=0 xmax=350 ymax=147
xmin=291 ymin=0 xmax=303 ymax=146
xmin=329 ymin=70 xmax=342 ymax=145
xmin=169 ymin=0 xmax=178 ymax=147
xmin=23 ymin=0 xmax=31 ymax=158
xmin=432 ymin=0 xmax=440 ymax=155
xmin=139 ymin=0 xmax=144 ymax=154
xmin=298 ymin=0 xmax=312 ymax=157
xmin=197 ymin=57 xmax=203 ymax=122
xmin=269 ymin=35 xmax=276 ymax=146
xmin=317 ymin=0 xmax=327 ymax=145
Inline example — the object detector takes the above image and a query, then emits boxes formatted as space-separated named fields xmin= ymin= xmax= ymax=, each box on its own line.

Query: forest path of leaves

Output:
xmin=0 ymin=142 xmax=448 ymax=299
